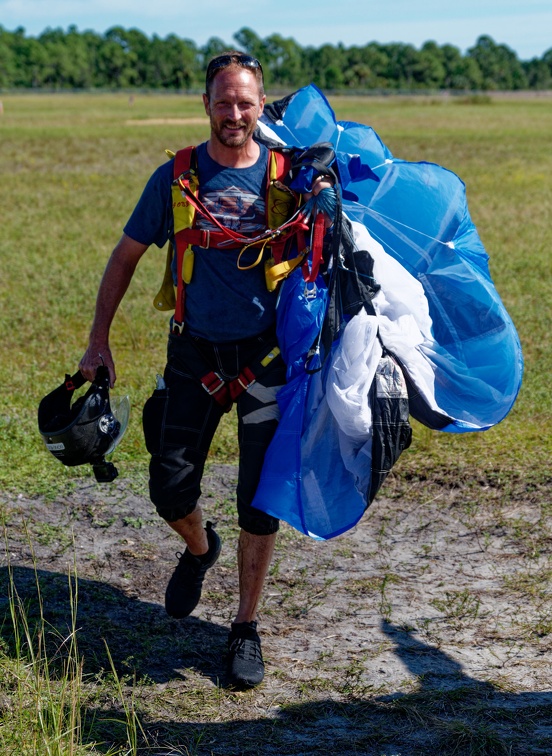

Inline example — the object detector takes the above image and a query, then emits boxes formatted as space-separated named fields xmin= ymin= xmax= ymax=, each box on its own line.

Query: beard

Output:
xmin=210 ymin=116 xmax=256 ymax=148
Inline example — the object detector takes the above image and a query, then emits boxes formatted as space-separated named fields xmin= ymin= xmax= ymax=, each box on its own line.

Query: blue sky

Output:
xmin=1 ymin=0 xmax=550 ymax=60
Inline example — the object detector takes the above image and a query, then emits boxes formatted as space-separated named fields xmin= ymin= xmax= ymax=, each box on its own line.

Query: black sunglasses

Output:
xmin=206 ymin=54 xmax=264 ymax=83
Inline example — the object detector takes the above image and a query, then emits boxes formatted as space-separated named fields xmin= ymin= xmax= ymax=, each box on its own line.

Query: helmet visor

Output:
xmin=104 ymin=394 xmax=130 ymax=455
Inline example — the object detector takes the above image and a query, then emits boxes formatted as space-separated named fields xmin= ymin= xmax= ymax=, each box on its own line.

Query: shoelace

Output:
xmin=174 ymin=549 xmax=205 ymax=574
xmin=229 ymin=637 xmax=263 ymax=662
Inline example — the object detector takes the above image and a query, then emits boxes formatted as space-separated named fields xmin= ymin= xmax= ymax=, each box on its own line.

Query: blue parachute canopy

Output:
xmin=252 ymin=85 xmax=523 ymax=539
xmin=259 ymin=84 xmax=523 ymax=432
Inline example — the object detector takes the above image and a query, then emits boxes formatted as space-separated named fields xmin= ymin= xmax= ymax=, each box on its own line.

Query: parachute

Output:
xmin=252 ymin=84 xmax=523 ymax=540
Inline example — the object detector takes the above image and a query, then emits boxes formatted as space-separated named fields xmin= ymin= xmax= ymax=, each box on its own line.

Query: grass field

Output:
xmin=1 ymin=92 xmax=551 ymax=755
xmin=0 ymin=91 xmax=550 ymax=494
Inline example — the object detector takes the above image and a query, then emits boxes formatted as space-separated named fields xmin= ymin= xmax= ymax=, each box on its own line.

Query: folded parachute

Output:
xmin=252 ymin=85 xmax=523 ymax=540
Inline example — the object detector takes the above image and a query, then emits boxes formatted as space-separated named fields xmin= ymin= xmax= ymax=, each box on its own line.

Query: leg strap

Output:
xmin=183 ymin=336 xmax=282 ymax=413
xmin=201 ymin=365 xmax=258 ymax=411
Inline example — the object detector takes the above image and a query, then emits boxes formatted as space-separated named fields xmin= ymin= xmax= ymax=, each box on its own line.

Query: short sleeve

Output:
xmin=123 ymin=160 xmax=174 ymax=248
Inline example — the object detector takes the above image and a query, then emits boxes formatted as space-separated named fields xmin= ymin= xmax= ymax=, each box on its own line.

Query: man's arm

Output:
xmin=79 ymin=233 xmax=149 ymax=386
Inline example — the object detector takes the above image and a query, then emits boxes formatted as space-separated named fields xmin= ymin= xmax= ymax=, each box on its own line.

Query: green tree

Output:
xmin=382 ymin=43 xmax=422 ymax=89
xmin=233 ymin=27 xmax=267 ymax=62
xmin=467 ymin=35 xmax=528 ymax=90
xmin=97 ymin=26 xmax=139 ymax=87
xmin=146 ymin=34 xmax=199 ymax=88
xmin=542 ymin=47 xmax=552 ymax=79
xmin=202 ymin=37 xmax=230 ymax=66
xmin=306 ymin=43 xmax=346 ymax=89
xmin=439 ymin=43 xmax=483 ymax=90
xmin=111 ymin=27 xmax=150 ymax=86
xmin=12 ymin=30 xmax=49 ymax=87
xmin=36 ymin=26 xmax=95 ymax=88
xmin=64 ymin=25 xmax=96 ymax=87
xmin=523 ymin=56 xmax=552 ymax=89
xmin=1 ymin=25 xmax=547 ymax=92
xmin=343 ymin=44 xmax=390 ymax=89
xmin=413 ymin=42 xmax=446 ymax=88
xmin=0 ymin=26 xmax=17 ymax=87
xmin=264 ymin=33 xmax=303 ymax=88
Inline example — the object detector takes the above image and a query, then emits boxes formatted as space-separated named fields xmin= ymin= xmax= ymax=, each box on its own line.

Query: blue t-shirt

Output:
xmin=124 ymin=142 xmax=276 ymax=342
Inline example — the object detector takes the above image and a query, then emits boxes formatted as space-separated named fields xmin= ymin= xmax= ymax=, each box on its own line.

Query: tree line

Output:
xmin=1 ymin=24 xmax=551 ymax=92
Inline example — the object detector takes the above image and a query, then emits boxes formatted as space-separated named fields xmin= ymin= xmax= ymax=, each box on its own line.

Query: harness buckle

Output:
xmin=172 ymin=320 xmax=185 ymax=335
xmin=199 ymin=230 xmax=211 ymax=248
xmin=175 ymin=169 xmax=194 ymax=185
xmin=304 ymin=282 xmax=318 ymax=300
xmin=229 ymin=366 xmax=257 ymax=401
xmin=201 ymin=372 xmax=226 ymax=396
xmin=201 ymin=371 xmax=233 ymax=412
xmin=237 ymin=375 xmax=255 ymax=391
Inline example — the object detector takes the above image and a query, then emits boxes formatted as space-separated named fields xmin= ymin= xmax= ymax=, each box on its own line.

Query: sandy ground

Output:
xmin=1 ymin=465 xmax=551 ymax=755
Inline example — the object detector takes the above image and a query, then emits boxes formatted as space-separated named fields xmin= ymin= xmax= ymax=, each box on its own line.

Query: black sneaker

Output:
xmin=227 ymin=621 xmax=265 ymax=689
xmin=165 ymin=521 xmax=221 ymax=619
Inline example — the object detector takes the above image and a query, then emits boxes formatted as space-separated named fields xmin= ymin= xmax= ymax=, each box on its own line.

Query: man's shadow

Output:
xmin=380 ymin=618 xmax=495 ymax=694
xmin=0 ymin=565 xmax=228 ymax=685
xmin=2 ymin=567 xmax=552 ymax=755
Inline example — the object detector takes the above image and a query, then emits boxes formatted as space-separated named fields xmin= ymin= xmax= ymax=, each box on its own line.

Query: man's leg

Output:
xmin=167 ymin=506 xmax=209 ymax=556
xmin=235 ymin=529 xmax=277 ymax=623
xmin=164 ymin=510 xmax=222 ymax=619
xmin=234 ymin=367 xmax=282 ymax=625
xmin=143 ymin=335 xmax=225 ymax=617
xmin=226 ymin=529 xmax=276 ymax=689
xmin=228 ymin=351 xmax=285 ymax=687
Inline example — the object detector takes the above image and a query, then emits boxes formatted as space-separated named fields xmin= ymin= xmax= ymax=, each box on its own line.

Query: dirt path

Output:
xmin=2 ymin=466 xmax=551 ymax=755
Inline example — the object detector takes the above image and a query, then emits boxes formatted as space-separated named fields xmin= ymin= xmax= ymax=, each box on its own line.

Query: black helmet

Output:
xmin=38 ymin=365 xmax=130 ymax=482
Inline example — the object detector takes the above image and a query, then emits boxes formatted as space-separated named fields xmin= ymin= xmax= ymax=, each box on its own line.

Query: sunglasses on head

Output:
xmin=206 ymin=54 xmax=264 ymax=83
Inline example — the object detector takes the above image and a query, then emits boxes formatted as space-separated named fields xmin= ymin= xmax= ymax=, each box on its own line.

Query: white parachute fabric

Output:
xmin=325 ymin=307 xmax=381 ymax=439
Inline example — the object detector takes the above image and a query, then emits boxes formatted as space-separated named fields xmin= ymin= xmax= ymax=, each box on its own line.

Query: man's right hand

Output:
xmin=79 ymin=344 xmax=116 ymax=387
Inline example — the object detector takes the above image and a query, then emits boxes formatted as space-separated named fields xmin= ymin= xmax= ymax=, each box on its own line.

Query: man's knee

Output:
xmin=153 ymin=495 xmax=198 ymax=524
xmin=148 ymin=455 xmax=203 ymax=523
xmin=238 ymin=508 xmax=279 ymax=536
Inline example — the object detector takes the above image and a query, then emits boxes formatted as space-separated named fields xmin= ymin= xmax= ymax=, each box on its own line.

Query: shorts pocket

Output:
xmin=142 ymin=388 xmax=169 ymax=456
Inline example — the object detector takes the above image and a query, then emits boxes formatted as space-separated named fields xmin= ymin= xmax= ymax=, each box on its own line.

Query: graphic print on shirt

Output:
xmin=196 ymin=186 xmax=266 ymax=234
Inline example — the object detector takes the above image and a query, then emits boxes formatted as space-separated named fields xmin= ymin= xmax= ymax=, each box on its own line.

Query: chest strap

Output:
xmin=177 ymin=228 xmax=243 ymax=250
xmin=168 ymin=146 xmax=323 ymax=335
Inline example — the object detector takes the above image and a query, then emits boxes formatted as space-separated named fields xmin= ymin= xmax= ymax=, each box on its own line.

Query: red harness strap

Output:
xmin=303 ymin=212 xmax=326 ymax=283
xmin=200 ymin=365 xmax=258 ymax=412
xmin=176 ymin=228 xmax=242 ymax=249
xmin=176 ymin=177 xmax=309 ymax=252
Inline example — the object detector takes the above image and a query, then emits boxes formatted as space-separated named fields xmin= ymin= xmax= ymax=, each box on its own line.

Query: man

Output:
xmin=79 ymin=52 xmax=331 ymax=689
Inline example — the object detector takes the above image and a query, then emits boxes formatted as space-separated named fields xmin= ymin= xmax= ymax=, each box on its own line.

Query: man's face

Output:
xmin=203 ymin=67 xmax=266 ymax=149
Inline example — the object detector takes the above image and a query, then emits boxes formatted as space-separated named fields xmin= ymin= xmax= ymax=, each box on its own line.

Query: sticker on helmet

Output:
xmin=98 ymin=414 xmax=118 ymax=435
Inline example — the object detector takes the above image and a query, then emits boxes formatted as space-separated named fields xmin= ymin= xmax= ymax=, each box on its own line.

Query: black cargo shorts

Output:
xmin=142 ymin=328 xmax=285 ymax=535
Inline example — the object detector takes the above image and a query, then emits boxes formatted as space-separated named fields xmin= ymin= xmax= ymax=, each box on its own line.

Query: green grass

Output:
xmin=0 ymin=546 xmax=138 ymax=755
xmin=0 ymin=92 xmax=550 ymax=494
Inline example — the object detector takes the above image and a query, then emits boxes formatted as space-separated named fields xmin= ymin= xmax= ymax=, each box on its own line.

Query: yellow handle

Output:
xmin=183 ymin=247 xmax=194 ymax=284
xmin=265 ymin=250 xmax=307 ymax=289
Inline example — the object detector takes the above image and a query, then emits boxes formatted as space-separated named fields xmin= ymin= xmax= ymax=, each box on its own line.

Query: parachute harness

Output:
xmin=162 ymin=144 xmax=341 ymax=336
xmin=153 ymin=143 xmax=343 ymax=404
xmin=152 ymin=145 xmax=338 ymax=412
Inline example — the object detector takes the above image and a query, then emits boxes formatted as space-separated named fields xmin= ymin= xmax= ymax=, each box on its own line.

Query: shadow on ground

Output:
xmin=0 ymin=565 xmax=228 ymax=685
xmin=1 ymin=566 xmax=551 ymax=755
